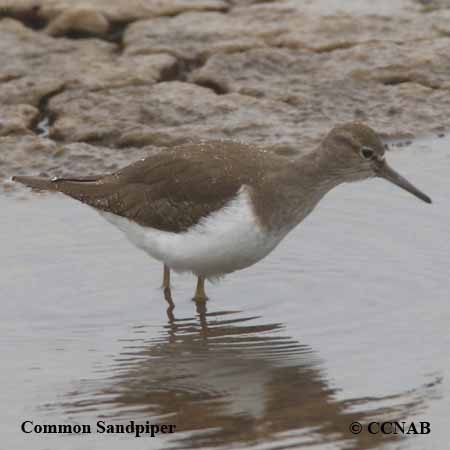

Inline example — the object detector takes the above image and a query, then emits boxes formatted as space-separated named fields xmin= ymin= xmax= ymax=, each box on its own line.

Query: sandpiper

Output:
xmin=13 ymin=123 xmax=431 ymax=300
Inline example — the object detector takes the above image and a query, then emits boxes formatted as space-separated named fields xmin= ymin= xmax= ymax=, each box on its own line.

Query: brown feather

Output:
xmin=13 ymin=141 xmax=288 ymax=233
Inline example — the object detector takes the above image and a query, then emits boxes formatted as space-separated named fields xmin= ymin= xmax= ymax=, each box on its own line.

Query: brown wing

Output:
xmin=14 ymin=143 xmax=251 ymax=232
xmin=89 ymin=154 xmax=243 ymax=232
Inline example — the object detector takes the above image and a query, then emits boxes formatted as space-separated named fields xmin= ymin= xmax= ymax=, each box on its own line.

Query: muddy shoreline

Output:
xmin=1 ymin=0 xmax=450 ymax=190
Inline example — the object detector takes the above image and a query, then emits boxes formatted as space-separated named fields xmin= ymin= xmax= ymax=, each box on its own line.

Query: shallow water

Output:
xmin=1 ymin=136 xmax=449 ymax=450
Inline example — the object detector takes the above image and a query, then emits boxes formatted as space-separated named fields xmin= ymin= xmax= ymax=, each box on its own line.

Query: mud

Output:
xmin=2 ymin=0 xmax=450 ymax=189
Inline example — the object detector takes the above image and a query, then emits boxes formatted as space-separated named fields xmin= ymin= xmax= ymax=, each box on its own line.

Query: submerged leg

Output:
xmin=194 ymin=276 xmax=208 ymax=301
xmin=163 ymin=284 xmax=175 ymax=323
xmin=162 ymin=264 xmax=171 ymax=289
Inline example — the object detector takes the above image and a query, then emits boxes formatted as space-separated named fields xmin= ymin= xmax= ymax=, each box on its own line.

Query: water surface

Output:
xmin=1 ymin=136 xmax=449 ymax=450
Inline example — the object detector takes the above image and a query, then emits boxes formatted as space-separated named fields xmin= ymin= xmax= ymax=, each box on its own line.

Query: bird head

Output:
xmin=323 ymin=122 xmax=431 ymax=204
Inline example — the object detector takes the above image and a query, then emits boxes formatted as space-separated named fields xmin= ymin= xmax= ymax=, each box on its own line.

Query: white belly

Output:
xmin=99 ymin=188 xmax=285 ymax=278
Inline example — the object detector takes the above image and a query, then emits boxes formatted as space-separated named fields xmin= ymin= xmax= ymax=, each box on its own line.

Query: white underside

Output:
xmin=99 ymin=187 xmax=286 ymax=278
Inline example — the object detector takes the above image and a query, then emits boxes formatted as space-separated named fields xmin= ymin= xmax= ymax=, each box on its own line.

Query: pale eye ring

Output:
xmin=360 ymin=146 xmax=375 ymax=160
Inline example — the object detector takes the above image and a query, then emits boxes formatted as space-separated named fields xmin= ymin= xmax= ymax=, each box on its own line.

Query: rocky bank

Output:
xmin=1 ymin=0 xmax=450 ymax=190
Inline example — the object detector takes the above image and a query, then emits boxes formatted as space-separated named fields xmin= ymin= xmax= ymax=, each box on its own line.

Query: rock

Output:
xmin=413 ymin=0 xmax=450 ymax=12
xmin=230 ymin=0 xmax=417 ymax=15
xmin=192 ymin=39 xmax=450 ymax=94
xmin=124 ymin=2 xmax=442 ymax=63
xmin=0 ymin=75 xmax=63 ymax=107
xmin=347 ymin=39 xmax=450 ymax=90
xmin=37 ymin=0 xmax=229 ymax=23
xmin=0 ymin=0 xmax=228 ymax=37
xmin=1 ymin=135 xmax=57 ymax=190
xmin=0 ymin=19 xmax=177 ymax=106
xmin=0 ymin=104 xmax=38 ymax=136
xmin=430 ymin=9 xmax=450 ymax=36
xmin=47 ymin=81 xmax=319 ymax=149
xmin=244 ymin=5 xmax=440 ymax=51
xmin=44 ymin=7 xmax=110 ymax=37
xmin=2 ymin=0 xmax=450 ymax=192
xmin=124 ymin=12 xmax=265 ymax=62
xmin=191 ymin=41 xmax=450 ymax=138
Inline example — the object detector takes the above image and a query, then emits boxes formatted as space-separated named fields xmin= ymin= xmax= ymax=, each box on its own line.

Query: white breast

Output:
xmin=99 ymin=187 xmax=285 ymax=278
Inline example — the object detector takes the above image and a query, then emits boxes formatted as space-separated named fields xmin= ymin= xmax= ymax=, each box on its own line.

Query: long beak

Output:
xmin=376 ymin=161 xmax=432 ymax=204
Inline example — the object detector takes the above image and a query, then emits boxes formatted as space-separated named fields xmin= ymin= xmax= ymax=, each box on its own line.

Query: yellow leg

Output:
xmin=194 ymin=276 xmax=208 ymax=301
xmin=162 ymin=264 xmax=171 ymax=289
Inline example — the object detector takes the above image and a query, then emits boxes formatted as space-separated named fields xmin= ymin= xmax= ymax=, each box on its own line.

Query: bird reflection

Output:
xmin=62 ymin=292 xmax=435 ymax=450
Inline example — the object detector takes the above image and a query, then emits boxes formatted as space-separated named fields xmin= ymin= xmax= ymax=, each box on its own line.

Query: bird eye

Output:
xmin=360 ymin=146 xmax=374 ymax=160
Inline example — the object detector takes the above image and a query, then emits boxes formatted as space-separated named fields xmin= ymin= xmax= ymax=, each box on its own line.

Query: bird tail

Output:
xmin=12 ymin=175 xmax=104 ymax=198
xmin=12 ymin=175 xmax=59 ymax=191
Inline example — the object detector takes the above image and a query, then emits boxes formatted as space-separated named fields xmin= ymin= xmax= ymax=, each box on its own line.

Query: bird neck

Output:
xmin=290 ymin=146 xmax=345 ymax=193
xmin=273 ymin=147 xmax=346 ymax=229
